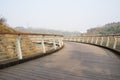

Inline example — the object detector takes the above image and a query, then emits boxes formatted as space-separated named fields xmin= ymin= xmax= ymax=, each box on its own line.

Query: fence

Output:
xmin=64 ymin=34 xmax=120 ymax=52
xmin=0 ymin=33 xmax=63 ymax=62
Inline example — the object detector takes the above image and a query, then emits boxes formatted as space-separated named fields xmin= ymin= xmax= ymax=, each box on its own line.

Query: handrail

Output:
xmin=66 ymin=34 xmax=120 ymax=37
xmin=0 ymin=32 xmax=63 ymax=37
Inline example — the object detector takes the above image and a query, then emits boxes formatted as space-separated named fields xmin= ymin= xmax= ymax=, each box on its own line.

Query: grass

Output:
xmin=0 ymin=23 xmax=41 ymax=61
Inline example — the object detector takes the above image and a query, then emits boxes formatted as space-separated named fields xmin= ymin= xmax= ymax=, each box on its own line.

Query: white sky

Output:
xmin=0 ymin=0 xmax=120 ymax=32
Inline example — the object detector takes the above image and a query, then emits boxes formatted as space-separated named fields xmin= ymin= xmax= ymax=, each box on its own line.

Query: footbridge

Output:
xmin=0 ymin=33 xmax=120 ymax=80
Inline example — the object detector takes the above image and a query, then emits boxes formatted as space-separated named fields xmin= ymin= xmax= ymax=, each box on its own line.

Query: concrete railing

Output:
xmin=64 ymin=34 xmax=120 ymax=52
xmin=0 ymin=33 xmax=64 ymax=62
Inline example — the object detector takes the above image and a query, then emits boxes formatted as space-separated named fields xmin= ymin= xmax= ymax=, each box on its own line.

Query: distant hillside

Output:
xmin=87 ymin=22 xmax=120 ymax=34
xmin=14 ymin=27 xmax=81 ymax=36
xmin=0 ymin=23 xmax=17 ymax=33
xmin=0 ymin=22 xmax=40 ymax=60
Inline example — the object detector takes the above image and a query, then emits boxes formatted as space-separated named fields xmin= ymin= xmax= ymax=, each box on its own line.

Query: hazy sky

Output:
xmin=0 ymin=0 xmax=120 ymax=32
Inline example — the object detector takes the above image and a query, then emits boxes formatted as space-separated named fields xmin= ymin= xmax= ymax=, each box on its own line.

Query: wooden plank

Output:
xmin=0 ymin=42 xmax=120 ymax=80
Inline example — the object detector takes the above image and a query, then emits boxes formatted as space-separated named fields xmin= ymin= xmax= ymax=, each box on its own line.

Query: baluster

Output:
xmin=77 ymin=37 xmax=79 ymax=42
xmin=82 ymin=37 xmax=84 ymax=42
xmin=113 ymin=37 xmax=117 ymax=49
xmin=106 ymin=37 xmax=110 ymax=47
xmin=78 ymin=37 xmax=81 ymax=42
xmin=73 ymin=37 xmax=75 ymax=41
xmin=100 ymin=37 xmax=104 ymax=46
xmin=79 ymin=37 xmax=82 ymax=42
xmin=72 ymin=37 xmax=74 ymax=41
xmin=75 ymin=37 xmax=77 ymax=42
xmin=70 ymin=37 xmax=71 ymax=41
xmin=41 ymin=36 xmax=46 ymax=53
xmin=87 ymin=37 xmax=89 ymax=43
xmin=95 ymin=37 xmax=98 ymax=44
xmin=53 ymin=36 xmax=57 ymax=50
xmin=66 ymin=37 xmax=68 ymax=41
xmin=58 ymin=37 xmax=62 ymax=47
xmin=91 ymin=37 xmax=93 ymax=43
xmin=61 ymin=38 xmax=64 ymax=46
xmin=16 ymin=35 xmax=22 ymax=59
xmin=70 ymin=37 xmax=72 ymax=41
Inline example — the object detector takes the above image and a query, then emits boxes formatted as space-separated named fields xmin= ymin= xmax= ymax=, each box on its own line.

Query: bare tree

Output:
xmin=0 ymin=17 xmax=6 ymax=24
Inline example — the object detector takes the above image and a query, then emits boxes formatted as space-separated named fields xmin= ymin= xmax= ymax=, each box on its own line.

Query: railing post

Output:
xmin=66 ymin=37 xmax=68 ymax=41
xmin=58 ymin=37 xmax=62 ymax=48
xmin=70 ymin=37 xmax=72 ymax=41
xmin=113 ymin=37 xmax=117 ymax=49
xmin=41 ymin=36 xmax=46 ymax=53
xmin=73 ymin=37 xmax=75 ymax=41
xmin=106 ymin=37 xmax=110 ymax=47
xmin=75 ymin=37 xmax=77 ymax=42
xmin=95 ymin=37 xmax=98 ymax=44
xmin=91 ymin=37 xmax=93 ymax=43
xmin=79 ymin=37 xmax=81 ymax=42
xmin=63 ymin=37 xmax=66 ymax=41
xmin=74 ymin=37 xmax=76 ymax=42
xmin=53 ymin=36 xmax=57 ymax=50
xmin=58 ymin=39 xmax=61 ymax=48
xmin=82 ymin=37 xmax=84 ymax=42
xmin=71 ymin=37 xmax=72 ymax=41
xmin=61 ymin=38 xmax=64 ymax=46
xmin=76 ymin=37 xmax=78 ymax=42
xmin=72 ymin=37 xmax=74 ymax=41
xmin=100 ymin=37 xmax=104 ymax=46
xmin=78 ymin=37 xmax=81 ymax=42
xmin=16 ymin=35 xmax=23 ymax=59
xmin=77 ymin=37 xmax=79 ymax=42
xmin=87 ymin=37 xmax=89 ymax=43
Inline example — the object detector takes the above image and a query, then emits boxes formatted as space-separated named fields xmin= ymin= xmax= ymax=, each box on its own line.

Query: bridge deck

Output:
xmin=0 ymin=42 xmax=120 ymax=80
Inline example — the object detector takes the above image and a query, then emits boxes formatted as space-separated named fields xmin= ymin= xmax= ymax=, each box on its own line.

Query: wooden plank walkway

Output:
xmin=0 ymin=42 xmax=120 ymax=80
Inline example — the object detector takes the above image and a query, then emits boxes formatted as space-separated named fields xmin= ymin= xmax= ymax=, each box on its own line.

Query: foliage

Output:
xmin=87 ymin=22 xmax=120 ymax=34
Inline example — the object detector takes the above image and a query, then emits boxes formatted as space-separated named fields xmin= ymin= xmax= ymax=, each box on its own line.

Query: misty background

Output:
xmin=0 ymin=0 xmax=120 ymax=33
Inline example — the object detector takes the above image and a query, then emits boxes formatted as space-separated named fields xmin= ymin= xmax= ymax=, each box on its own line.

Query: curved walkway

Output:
xmin=0 ymin=42 xmax=120 ymax=80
